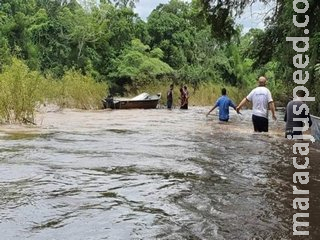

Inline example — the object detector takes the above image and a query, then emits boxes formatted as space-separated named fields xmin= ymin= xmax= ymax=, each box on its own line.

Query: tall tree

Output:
xmin=109 ymin=39 xmax=173 ymax=93
xmin=200 ymin=0 xmax=320 ymax=113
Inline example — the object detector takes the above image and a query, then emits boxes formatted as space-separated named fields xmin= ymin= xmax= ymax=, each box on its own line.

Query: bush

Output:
xmin=0 ymin=60 xmax=109 ymax=124
xmin=55 ymin=69 xmax=108 ymax=109
xmin=0 ymin=58 xmax=45 ymax=123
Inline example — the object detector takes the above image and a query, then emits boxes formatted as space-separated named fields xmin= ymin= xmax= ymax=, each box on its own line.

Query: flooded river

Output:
xmin=0 ymin=108 xmax=319 ymax=240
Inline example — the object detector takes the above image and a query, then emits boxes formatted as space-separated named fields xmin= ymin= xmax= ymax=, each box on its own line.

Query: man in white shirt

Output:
xmin=236 ymin=76 xmax=277 ymax=132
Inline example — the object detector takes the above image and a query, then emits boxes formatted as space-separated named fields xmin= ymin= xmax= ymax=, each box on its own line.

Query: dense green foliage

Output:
xmin=200 ymin=0 xmax=320 ymax=113
xmin=0 ymin=0 xmax=319 ymax=122
xmin=0 ymin=58 xmax=44 ymax=122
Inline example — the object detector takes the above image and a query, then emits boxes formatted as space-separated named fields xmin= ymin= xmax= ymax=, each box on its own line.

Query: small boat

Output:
xmin=102 ymin=92 xmax=161 ymax=109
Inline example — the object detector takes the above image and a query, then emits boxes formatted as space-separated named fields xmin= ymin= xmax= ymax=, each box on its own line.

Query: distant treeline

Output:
xmin=0 ymin=0 xmax=319 ymax=117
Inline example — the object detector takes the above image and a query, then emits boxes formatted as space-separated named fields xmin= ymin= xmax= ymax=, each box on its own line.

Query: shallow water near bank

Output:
xmin=0 ymin=107 xmax=319 ymax=240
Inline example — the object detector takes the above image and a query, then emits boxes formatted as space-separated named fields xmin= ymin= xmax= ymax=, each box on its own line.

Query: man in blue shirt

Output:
xmin=206 ymin=88 xmax=237 ymax=122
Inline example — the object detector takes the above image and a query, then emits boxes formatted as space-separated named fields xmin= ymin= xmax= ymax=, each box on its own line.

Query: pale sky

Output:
xmin=134 ymin=0 xmax=275 ymax=33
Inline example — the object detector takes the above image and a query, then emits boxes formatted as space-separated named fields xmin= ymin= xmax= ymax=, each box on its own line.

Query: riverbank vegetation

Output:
xmin=0 ymin=58 xmax=107 ymax=123
xmin=0 ymin=0 xmax=319 ymax=123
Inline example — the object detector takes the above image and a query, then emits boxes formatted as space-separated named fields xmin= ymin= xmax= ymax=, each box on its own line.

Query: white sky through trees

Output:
xmin=77 ymin=0 xmax=274 ymax=33
xmin=134 ymin=0 xmax=275 ymax=33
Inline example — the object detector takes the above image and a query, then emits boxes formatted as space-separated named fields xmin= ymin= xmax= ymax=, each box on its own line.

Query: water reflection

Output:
xmin=0 ymin=108 xmax=319 ymax=239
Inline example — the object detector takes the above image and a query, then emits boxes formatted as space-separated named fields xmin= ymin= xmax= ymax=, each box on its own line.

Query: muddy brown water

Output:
xmin=0 ymin=108 xmax=319 ymax=240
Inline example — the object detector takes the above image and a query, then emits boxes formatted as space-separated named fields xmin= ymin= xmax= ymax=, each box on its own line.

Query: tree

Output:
xmin=200 ymin=0 xmax=320 ymax=114
xmin=109 ymin=39 xmax=173 ymax=93
xmin=108 ymin=0 xmax=139 ymax=8
xmin=147 ymin=0 xmax=193 ymax=68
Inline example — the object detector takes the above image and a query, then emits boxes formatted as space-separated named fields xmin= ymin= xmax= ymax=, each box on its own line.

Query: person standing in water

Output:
xmin=206 ymin=88 xmax=238 ymax=122
xmin=236 ymin=76 xmax=277 ymax=132
xmin=284 ymin=89 xmax=312 ymax=139
xmin=167 ymin=84 xmax=174 ymax=109
xmin=180 ymin=85 xmax=189 ymax=109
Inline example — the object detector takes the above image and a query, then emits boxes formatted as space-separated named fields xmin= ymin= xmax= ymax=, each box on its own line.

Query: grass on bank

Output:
xmin=0 ymin=59 xmax=108 ymax=123
xmin=45 ymin=69 xmax=107 ymax=109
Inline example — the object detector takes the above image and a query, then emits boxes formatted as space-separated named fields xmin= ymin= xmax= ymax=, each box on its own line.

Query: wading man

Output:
xmin=236 ymin=76 xmax=277 ymax=132
xmin=284 ymin=89 xmax=312 ymax=139
xmin=206 ymin=88 xmax=237 ymax=122
xmin=167 ymin=84 xmax=174 ymax=109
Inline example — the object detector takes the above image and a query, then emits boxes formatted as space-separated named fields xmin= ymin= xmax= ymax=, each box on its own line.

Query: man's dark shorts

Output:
xmin=219 ymin=118 xmax=229 ymax=122
xmin=252 ymin=114 xmax=268 ymax=132
xmin=285 ymin=129 xmax=302 ymax=139
xmin=167 ymin=100 xmax=172 ymax=109
xmin=180 ymin=104 xmax=188 ymax=109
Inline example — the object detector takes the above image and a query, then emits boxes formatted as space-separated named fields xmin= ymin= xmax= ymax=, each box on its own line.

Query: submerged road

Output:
xmin=0 ymin=107 xmax=319 ymax=239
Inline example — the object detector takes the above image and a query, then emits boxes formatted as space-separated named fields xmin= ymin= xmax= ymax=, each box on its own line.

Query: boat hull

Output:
xmin=108 ymin=99 xmax=159 ymax=109
xmin=102 ymin=93 xmax=161 ymax=109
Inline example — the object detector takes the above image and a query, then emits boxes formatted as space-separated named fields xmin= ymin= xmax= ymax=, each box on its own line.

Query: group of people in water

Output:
xmin=167 ymin=76 xmax=313 ymax=139
xmin=167 ymin=84 xmax=189 ymax=110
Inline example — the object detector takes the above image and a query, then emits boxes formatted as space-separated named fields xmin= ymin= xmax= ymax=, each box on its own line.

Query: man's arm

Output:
xmin=268 ymin=101 xmax=277 ymax=120
xmin=206 ymin=105 xmax=217 ymax=116
xmin=236 ymin=97 xmax=248 ymax=113
xmin=284 ymin=111 xmax=287 ymax=122
xmin=230 ymin=100 xmax=237 ymax=112
xmin=307 ymin=113 xmax=313 ymax=127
